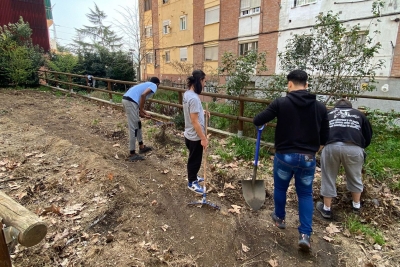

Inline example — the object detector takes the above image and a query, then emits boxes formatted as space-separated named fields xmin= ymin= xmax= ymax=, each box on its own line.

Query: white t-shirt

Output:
xmin=183 ymin=90 xmax=204 ymax=141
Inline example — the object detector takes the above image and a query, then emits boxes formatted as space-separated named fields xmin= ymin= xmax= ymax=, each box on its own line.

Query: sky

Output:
xmin=49 ymin=0 xmax=136 ymax=47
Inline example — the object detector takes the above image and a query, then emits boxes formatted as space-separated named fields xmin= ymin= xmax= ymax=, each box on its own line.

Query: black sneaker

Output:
xmin=298 ymin=233 xmax=311 ymax=251
xmin=128 ymin=154 xmax=145 ymax=161
xmin=139 ymin=146 xmax=153 ymax=154
xmin=316 ymin=201 xmax=332 ymax=219
xmin=271 ymin=212 xmax=286 ymax=229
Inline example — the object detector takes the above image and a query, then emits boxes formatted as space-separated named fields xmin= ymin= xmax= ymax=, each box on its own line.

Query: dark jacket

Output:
xmin=253 ymin=90 xmax=329 ymax=154
xmin=326 ymin=104 xmax=372 ymax=148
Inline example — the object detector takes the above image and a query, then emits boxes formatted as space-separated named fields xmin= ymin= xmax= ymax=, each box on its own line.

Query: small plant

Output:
xmin=92 ymin=119 xmax=100 ymax=125
xmin=181 ymin=148 xmax=187 ymax=157
xmin=173 ymin=112 xmax=185 ymax=131
xmin=214 ymin=147 xmax=234 ymax=162
xmin=345 ymin=215 xmax=385 ymax=245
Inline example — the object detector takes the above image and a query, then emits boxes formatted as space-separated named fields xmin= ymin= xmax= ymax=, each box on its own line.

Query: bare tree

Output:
xmin=113 ymin=4 xmax=153 ymax=81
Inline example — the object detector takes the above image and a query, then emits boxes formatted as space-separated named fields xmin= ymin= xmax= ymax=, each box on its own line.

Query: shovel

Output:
xmin=242 ymin=125 xmax=265 ymax=211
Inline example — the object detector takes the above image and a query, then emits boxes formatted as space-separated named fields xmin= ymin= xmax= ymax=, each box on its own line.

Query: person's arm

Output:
xmin=362 ymin=116 xmax=373 ymax=148
xmin=190 ymin=112 xmax=208 ymax=149
xmin=320 ymin=108 xmax=330 ymax=145
xmin=253 ymin=100 xmax=278 ymax=126
xmin=139 ymin=88 xmax=154 ymax=118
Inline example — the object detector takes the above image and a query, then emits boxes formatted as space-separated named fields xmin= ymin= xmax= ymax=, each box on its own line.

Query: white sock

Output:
xmin=353 ymin=201 xmax=361 ymax=209
xmin=323 ymin=204 xmax=331 ymax=211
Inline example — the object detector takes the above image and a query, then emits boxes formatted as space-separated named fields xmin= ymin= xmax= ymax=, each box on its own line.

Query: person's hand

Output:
xmin=201 ymin=138 xmax=208 ymax=150
xmin=139 ymin=110 xmax=150 ymax=118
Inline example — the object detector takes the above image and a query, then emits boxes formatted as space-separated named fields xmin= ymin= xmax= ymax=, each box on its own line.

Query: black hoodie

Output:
xmin=254 ymin=90 xmax=329 ymax=154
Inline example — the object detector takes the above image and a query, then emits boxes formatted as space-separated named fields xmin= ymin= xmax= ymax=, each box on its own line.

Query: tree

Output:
xmin=218 ymin=50 xmax=268 ymax=97
xmin=74 ymin=3 xmax=122 ymax=51
xmin=0 ymin=17 xmax=44 ymax=86
xmin=113 ymin=4 xmax=150 ymax=81
xmin=276 ymin=9 xmax=384 ymax=104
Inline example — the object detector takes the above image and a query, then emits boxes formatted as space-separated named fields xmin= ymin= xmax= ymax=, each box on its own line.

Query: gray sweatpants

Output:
xmin=320 ymin=142 xmax=364 ymax=197
xmin=122 ymin=99 xmax=142 ymax=152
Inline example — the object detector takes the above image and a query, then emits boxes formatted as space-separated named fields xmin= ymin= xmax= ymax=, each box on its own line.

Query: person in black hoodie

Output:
xmin=316 ymin=98 xmax=372 ymax=219
xmin=253 ymin=69 xmax=329 ymax=251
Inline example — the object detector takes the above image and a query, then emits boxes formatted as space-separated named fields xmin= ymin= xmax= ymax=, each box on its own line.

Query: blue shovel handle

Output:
xmin=254 ymin=125 xmax=265 ymax=167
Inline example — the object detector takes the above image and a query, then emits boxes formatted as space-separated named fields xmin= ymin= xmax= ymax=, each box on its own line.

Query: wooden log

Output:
xmin=0 ymin=222 xmax=12 ymax=267
xmin=0 ymin=191 xmax=47 ymax=247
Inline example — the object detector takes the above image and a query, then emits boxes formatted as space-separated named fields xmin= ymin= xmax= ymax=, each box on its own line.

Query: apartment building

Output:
xmin=140 ymin=0 xmax=400 ymax=110
xmin=139 ymin=0 xmax=279 ymax=83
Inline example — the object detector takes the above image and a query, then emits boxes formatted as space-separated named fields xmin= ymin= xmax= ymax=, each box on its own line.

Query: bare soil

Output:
xmin=0 ymin=89 xmax=399 ymax=267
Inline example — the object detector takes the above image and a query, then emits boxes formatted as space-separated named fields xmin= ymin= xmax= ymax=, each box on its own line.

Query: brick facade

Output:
xmin=391 ymin=23 xmax=400 ymax=77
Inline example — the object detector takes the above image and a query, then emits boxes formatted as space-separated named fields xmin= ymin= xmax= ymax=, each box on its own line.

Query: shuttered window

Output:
xmin=204 ymin=46 xmax=218 ymax=61
xmin=180 ymin=47 xmax=187 ymax=61
xmin=205 ymin=6 xmax=220 ymax=25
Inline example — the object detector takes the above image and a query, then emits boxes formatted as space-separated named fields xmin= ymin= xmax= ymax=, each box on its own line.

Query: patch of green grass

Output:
xmin=227 ymin=136 xmax=271 ymax=161
xmin=152 ymin=89 xmax=179 ymax=103
xmin=180 ymin=148 xmax=187 ymax=157
xmin=345 ymin=215 xmax=385 ymax=245
xmin=92 ymin=119 xmax=100 ymax=126
xmin=364 ymin=126 xmax=400 ymax=179
xmin=214 ymin=147 xmax=234 ymax=162
xmin=208 ymin=102 xmax=233 ymax=131
xmin=54 ymin=90 xmax=64 ymax=97
xmin=113 ymin=94 xmax=123 ymax=103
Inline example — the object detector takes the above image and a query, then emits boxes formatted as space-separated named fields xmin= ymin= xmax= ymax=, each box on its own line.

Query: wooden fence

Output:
xmin=39 ymin=70 xmax=400 ymax=144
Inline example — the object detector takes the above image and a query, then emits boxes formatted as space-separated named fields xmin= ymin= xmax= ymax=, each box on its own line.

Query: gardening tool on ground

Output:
xmin=188 ymin=103 xmax=220 ymax=210
xmin=242 ymin=125 xmax=266 ymax=211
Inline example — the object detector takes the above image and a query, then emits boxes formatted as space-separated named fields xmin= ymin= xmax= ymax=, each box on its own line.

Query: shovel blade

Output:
xmin=242 ymin=180 xmax=265 ymax=211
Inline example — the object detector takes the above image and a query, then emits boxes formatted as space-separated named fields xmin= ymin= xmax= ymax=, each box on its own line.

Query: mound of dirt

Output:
xmin=0 ymin=89 xmax=399 ymax=267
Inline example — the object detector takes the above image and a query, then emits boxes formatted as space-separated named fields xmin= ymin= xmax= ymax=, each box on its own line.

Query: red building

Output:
xmin=0 ymin=0 xmax=50 ymax=51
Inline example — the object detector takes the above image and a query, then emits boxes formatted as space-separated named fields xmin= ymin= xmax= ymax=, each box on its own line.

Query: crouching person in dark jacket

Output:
xmin=316 ymin=98 xmax=372 ymax=219
xmin=253 ymin=69 xmax=329 ymax=251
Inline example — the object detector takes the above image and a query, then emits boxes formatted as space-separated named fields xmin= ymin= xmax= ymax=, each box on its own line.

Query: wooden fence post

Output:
xmin=108 ymin=81 xmax=113 ymax=103
xmin=0 ymin=191 xmax=47 ymax=247
xmin=68 ymin=74 xmax=72 ymax=92
xmin=238 ymin=95 xmax=244 ymax=137
xmin=178 ymin=91 xmax=183 ymax=106
xmin=54 ymin=73 xmax=59 ymax=88
xmin=44 ymin=71 xmax=48 ymax=85
xmin=0 ymin=222 xmax=12 ymax=267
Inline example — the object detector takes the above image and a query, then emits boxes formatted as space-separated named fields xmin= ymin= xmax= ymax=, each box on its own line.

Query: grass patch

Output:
xmin=345 ymin=215 xmax=385 ymax=245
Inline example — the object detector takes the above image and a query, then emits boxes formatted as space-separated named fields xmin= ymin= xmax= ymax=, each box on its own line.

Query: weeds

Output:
xmin=345 ymin=215 xmax=385 ymax=245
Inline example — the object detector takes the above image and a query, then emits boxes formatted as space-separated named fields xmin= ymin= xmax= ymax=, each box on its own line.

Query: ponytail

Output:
xmin=186 ymin=69 xmax=206 ymax=94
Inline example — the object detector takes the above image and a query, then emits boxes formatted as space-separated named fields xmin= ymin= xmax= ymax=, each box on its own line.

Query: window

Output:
xmin=204 ymin=46 xmax=218 ymax=61
xmin=180 ymin=47 xmax=187 ymax=61
xmin=144 ymin=0 xmax=151 ymax=11
xmin=293 ymin=0 xmax=316 ymax=7
xmin=240 ymin=0 xmax=261 ymax=17
xmin=163 ymin=20 xmax=170 ymax=34
xmin=239 ymin=41 xmax=258 ymax=55
xmin=180 ymin=15 xmax=187 ymax=30
xmin=162 ymin=0 xmax=168 ymax=3
xmin=205 ymin=6 xmax=220 ymax=25
xmin=164 ymin=51 xmax=170 ymax=63
xmin=145 ymin=26 xmax=152 ymax=37
xmin=343 ymin=33 xmax=367 ymax=53
xmin=146 ymin=52 xmax=153 ymax=64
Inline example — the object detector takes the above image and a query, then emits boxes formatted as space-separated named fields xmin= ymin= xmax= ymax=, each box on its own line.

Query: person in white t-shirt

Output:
xmin=183 ymin=70 xmax=208 ymax=194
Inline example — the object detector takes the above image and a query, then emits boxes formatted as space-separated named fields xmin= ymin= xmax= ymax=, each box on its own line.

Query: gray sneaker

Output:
xmin=316 ymin=201 xmax=332 ymax=219
xmin=298 ymin=233 xmax=311 ymax=251
xmin=271 ymin=212 xmax=286 ymax=229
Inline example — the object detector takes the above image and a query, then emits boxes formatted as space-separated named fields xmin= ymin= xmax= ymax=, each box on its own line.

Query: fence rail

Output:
xmin=39 ymin=70 xmax=400 ymax=141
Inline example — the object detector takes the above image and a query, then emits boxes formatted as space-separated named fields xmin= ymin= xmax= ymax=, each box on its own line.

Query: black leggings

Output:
xmin=185 ymin=138 xmax=203 ymax=183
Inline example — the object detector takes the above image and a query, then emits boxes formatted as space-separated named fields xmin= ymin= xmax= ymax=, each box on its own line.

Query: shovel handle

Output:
xmin=254 ymin=125 xmax=264 ymax=167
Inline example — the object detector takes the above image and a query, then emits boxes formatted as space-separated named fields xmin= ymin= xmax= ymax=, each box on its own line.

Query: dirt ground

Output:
xmin=0 ymin=88 xmax=399 ymax=267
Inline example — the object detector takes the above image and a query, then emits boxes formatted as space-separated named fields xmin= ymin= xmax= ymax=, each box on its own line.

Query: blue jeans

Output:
xmin=273 ymin=153 xmax=316 ymax=235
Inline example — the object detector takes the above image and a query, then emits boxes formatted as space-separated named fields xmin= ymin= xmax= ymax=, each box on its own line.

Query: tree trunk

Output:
xmin=0 ymin=191 xmax=47 ymax=247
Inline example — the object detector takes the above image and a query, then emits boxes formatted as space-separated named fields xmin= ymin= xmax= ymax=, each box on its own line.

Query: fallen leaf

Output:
xmin=241 ymin=243 xmax=250 ymax=253
xmin=114 ymin=154 xmax=119 ymax=159
xmin=268 ymin=259 xmax=278 ymax=267
xmin=161 ymin=224 xmax=169 ymax=231
xmin=161 ymin=169 xmax=169 ymax=174
xmin=108 ymin=173 xmax=114 ymax=181
xmin=8 ymin=182 xmax=20 ymax=190
xmin=343 ymin=229 xmax=351 ymax=237
xmin=224 ymin=183 xmax=235 ymax=190
xmin=151 ymin=200 xmax=157 ymax=206
xmin=323 ymin=236 xmax=334 ymax=242
xmin=228 ymin=205 xmax=241 ymax=214
xmin=113 ymin=143 xmax=120 ymax=147
xmin=217 ymin=192 xmax=226 ymax=197
xmin=326 ymin=223 xmax=341 ymax=234
xmin=372 ymin=254 xmax=382 ymax=261
xmin=42 ymin=204 xmax=62 ymax=215
xmin=373 ymin=244 xmax=382 ymax=250
xmin=190 ymin=236 xmax=194 ymax=240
